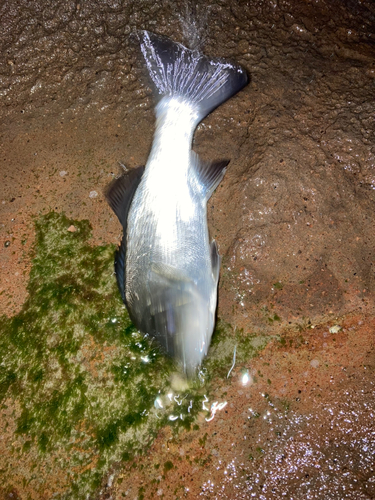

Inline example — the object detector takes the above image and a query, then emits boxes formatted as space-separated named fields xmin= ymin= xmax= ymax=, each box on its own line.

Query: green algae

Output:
xmin=163 ymin=460 xmax=174 ymax=472
xmin=0 ymin=212 xmax=175 ymax=497
xmin=0 ymin=212 xmax=270 ymax=498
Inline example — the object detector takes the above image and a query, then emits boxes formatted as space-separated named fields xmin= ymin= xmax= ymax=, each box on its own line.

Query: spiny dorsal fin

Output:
xmin=114 ymin=236 xmax=127 ymax=303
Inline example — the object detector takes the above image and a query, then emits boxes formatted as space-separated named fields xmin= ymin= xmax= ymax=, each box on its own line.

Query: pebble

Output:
xmin=329 ymin=325 xmax=342 ymax=334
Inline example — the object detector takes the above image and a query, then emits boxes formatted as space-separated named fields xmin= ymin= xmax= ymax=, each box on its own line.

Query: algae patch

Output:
xmin=0 ymin=212 xmax=269 ymax=498
xmin=0 ymin=212 xmax=177 ymax=498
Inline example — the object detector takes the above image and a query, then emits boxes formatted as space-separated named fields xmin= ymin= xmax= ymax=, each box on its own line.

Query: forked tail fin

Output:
xmin=139 ymin=30 xmax=248 ymax=121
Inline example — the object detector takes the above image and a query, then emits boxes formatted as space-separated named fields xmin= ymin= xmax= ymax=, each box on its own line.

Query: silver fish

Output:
xmin=106 ymin=31 xmax=248 ymax=375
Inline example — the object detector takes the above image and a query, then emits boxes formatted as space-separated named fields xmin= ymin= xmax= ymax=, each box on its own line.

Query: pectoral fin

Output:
xmin=210 ymin=240 xmax=221 ymax=283
xmin=151 ymin=262 xmax=191 ymax=284
xmin=114 ymin=237 xmax=127 ymax=302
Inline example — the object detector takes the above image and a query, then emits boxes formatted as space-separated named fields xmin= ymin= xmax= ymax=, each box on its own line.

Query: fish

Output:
xmin=106 ymin=30 xmax=248 ymax=375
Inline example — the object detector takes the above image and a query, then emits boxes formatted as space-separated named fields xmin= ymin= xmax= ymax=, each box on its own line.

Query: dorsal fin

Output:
xmin=104 ymin=166 xmax=144 ymax=228
xmin=105 ymin=166 xmax=144 ymax=304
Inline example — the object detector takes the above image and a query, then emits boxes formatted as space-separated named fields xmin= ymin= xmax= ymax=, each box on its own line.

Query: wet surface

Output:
xmin=112 ymin=316 xmax=375 ymax=500
xmin=0 ymin=0 xmax=375 ymax=498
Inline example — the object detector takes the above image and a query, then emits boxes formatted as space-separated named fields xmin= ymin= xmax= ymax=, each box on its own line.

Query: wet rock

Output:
xmin=0 ymin=0 xmax=374 ymax=498
xmin=111 ymin=316 xmax=375 ymax=500
xmin=207 ymin=1 xmax=375 ymax=332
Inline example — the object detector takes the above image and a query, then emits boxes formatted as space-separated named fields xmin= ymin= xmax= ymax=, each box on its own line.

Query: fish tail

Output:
xmin=138 ymin=30 xmax=248 ymax=121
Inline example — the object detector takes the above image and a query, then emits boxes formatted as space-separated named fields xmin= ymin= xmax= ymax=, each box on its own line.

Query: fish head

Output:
xmin=176 ymin=291 xmax=215 ymax=377
xmin=147 ymin=270 xmax=215 ymax=377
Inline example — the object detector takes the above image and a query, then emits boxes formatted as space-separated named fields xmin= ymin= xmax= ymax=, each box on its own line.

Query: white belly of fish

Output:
xmin=149 ymin=169 xmax=195 ymax=245
xmin=127 ymin=97 xmax=205 ymax=277
xmin=127 ymin=165 xmax=206 ymax=282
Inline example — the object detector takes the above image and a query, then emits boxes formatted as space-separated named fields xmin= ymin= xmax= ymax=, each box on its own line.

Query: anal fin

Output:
xmin=191 ymin=152 xmax=229 ymax=200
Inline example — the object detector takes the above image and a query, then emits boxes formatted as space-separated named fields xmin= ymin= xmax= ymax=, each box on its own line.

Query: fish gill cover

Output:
xmin=0 ymin=212 xmax=268 ymax=498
